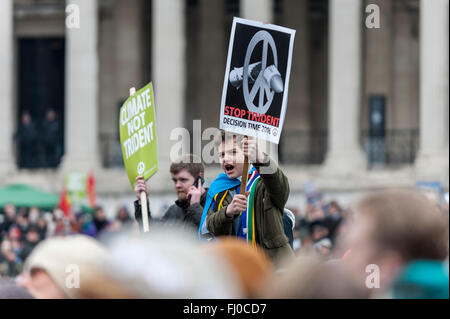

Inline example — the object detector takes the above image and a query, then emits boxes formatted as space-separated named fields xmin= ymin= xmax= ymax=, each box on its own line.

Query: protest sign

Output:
xmin=63 ymin=171 xmax=95 ymax=214
xmin=65 ymin=171 xmax=87 ymax=204
xmin=220 ymin=17 xmax=296 ymax=144
xmin=119 ymin=82 xmax=158 ymax=190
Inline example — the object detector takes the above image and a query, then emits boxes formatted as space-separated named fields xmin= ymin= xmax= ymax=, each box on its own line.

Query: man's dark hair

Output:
xmin=170 ymin=154 xmax=204 ymax=179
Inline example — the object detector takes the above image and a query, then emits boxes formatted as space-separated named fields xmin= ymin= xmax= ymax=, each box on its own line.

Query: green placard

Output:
xmin=119 ymin=82 xmax=159 ymax=190
xmin=65 ymin=171 xmax=87 ymax=203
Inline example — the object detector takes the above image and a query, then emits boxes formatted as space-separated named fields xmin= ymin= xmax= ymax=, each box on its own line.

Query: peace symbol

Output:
xmin=137 ymin=161 xmax=145 ymax=175
xmin=243 ymin=31 xmax=278 ymax=114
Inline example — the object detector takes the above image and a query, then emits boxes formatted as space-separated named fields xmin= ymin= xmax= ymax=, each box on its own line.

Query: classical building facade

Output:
xmin=0 ymin=0 xmax=448 ymax=213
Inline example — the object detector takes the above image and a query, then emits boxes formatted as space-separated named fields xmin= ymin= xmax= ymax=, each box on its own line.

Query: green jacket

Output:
xmin=206 ymin=158 xmax=294 ymax=266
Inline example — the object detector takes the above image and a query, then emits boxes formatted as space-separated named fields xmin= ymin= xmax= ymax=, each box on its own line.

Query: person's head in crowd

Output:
xmin=16 ymin=211 xmax=29 ymax=230
xmin=4 ymin=204 xmax=16 ymax=221
xmin=169 ymin=154 xmax=205 ymax=202
xmin=327 ymin=200 xmax=342 ymax=218
xmin=46 ymin=108 xmax=56 ymax=122
xmin=116 ymin=206 xmax=131 ymax=222
xmin=308 ymin=203 xmax=326 ymax=222
xmin=21 ymin=111 xmax=31 ymax=125
xmin=342 ymin=190 xmax=449 ymax=296
xmin=19 ymin=235 xmax=109 ymax=299
xmin=51 ymin=209 xmax=67 ymax=235
xmin=0 ymin=238 xmax=22 ymax=279
xmin=309 ymin=220 xmax=329 ymax=242
xmin=78 ymin=227 xmax=242 ymax=298
xmin=94 ymin=206 xmax=107 ymax=222
xmin=259 ymin=256 xmax=369 ymax=299
xmin=25 ymin=226 xmax=41 ymax=245
xmin=68 ymin=214 xmax=81 ymax=234
xmin=204 ymin=237 xmax=274 ymax=298
xmin=92 ymin=206 xmax=110 ymax=235
xmin=28 ymin=207 xmax=40 ymax=225
xmin=52 ymin=208 xmax=64 ymax=221
xmin=0 ymin=279 xmax=34 ymax=299
xmin=215 ymin=131 xmax=245 ymax=179
xmin=36 ymin=216 xmax=47 ymax=235
xmin=8 ymin=226 xmax=22 ymax=241
xmin=1 ymin=240 xmax=15 ymax=262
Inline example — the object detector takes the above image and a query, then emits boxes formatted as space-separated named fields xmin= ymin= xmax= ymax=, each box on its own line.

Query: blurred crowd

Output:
xmin=289 ymin=191 xmax=352 ymax=259
xmin=0 ymin=189 xmax=448 ymax=299
xmin=0 ymin=204 xmax=135 ymax=278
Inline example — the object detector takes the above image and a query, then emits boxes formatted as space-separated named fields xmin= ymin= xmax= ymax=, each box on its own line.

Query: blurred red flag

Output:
xmin=87 ymin=171 xmax=96 ymax=208
xmin=58 ymin=187 xmax=71 ymax=218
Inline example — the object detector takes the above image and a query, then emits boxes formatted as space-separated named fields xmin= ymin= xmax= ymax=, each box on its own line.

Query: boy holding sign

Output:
xmin=199 ymin=132 xmax=294 ymax=266
xmin=199 ymin=17 xmax=296 ymax=266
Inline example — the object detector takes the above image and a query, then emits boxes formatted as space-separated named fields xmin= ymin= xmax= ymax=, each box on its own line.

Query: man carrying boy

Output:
xmin=199 ymin=132 xmax=294 ymax=266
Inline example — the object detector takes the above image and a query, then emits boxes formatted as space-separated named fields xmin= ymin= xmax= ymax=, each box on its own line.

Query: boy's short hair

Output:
xmin=214 ymin=130 xmax=244 ymax=149
xmin=170 ymin=154 xmax=204 ymax=179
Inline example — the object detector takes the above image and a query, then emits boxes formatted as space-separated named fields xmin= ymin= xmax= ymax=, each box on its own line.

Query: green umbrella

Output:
xmin=0 ymin=184 xmax=59 ymax=210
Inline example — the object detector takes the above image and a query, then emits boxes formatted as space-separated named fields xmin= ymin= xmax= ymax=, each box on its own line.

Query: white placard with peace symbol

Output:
xmin=220 ymin=17 xmax=296 ymax=144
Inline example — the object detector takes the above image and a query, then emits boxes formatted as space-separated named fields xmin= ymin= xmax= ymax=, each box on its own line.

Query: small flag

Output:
xmin=87 ymin=171 xmax=96 ymax=208
xmin=59 ymin=187 xmax=71 ymax=219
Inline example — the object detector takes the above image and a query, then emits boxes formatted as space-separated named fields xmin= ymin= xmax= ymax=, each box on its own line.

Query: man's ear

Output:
xmin=199 ymin=172 xmax=204 ymax=179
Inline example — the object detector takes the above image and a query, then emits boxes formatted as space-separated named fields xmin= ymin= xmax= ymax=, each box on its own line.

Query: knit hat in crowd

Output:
xmin=23 ymin=235 xmax=109 ymax=299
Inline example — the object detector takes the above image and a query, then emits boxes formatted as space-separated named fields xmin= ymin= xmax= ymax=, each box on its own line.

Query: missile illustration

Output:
xmin=229 ymin=62 xmax=284 ymax=93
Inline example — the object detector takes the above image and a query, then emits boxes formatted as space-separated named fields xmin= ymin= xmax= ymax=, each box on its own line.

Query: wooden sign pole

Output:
xmin=240 ymin=135 xmax=250 ymax=195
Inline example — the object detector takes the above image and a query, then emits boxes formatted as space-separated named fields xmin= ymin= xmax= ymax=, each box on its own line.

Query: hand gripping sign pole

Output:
xmin=131 ymin=87 xmax=149 ymax=232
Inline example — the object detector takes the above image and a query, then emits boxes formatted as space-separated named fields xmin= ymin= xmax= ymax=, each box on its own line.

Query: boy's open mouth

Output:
xmin=225 ymin=164 xmax=234 ymax=173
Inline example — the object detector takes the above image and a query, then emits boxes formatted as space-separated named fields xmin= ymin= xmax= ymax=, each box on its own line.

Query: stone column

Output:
xmin=324 ymin=0 xmax=366 ymax=175
xmin=240 ymin=0 xmax=278 ymax=162
xmin=62 ymin=0 xmax=100 ymax=171
xmin=416 ymin=0 xmax=449 ymax=180
xmin=152 ymin=0 xmax=186 ymax=189
xmin=0 ymin=0 xmax=14 ymax=175
xmin=241 ymin=0 xmax=273 ymax=23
